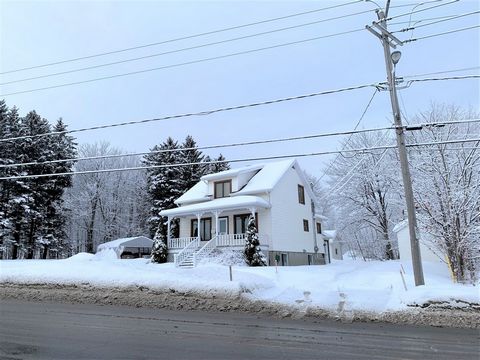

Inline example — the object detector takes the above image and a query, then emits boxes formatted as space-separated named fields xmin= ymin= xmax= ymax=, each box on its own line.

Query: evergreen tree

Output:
xmin=179 ymin=135 xmax=204 ymax=191
xmin=151 ymin=228 xmax=168 ymax=263
xmin=244 ymin=215 xmax=267 ymax=266
xmin=204 ymin=153 xmax=230 ymax=175
xmin=144 ymin=137 xmax=182 ymax=237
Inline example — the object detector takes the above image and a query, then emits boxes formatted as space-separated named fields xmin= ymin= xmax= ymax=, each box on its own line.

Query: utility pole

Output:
xmin=366 ymin=5 xmax=425 ymax=286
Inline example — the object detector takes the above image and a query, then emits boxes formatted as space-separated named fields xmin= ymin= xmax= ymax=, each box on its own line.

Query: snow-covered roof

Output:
xmin=322 ymin=230 xmax=337 ymax=240
xmin=160 ymin=195 xmax=270 ymax=217
xmin=175 ymin=181 xmax=209 ymax=205
xmin=97 ymin=236 xmax=153 ymax=252
xmin=315 ymin=214 xmax=328 ymax=221
xmin=233 ymin=159 xmax=296 ymax=196
xmin=201 ymin=164 xmax=264 ymax=181
xmin=393 ymin=220 xmax=408 ymax=233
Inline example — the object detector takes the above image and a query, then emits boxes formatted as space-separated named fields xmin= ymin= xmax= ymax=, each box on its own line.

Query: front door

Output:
xmin=218 ymin=217 xmax=228 ymax=235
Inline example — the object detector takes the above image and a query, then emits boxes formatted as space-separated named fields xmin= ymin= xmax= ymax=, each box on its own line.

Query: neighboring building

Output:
xmin=322 ymin=230 xmax=344 ymax=261
xmin=96 ymin=236 xmax=154 ymax=259
xmin=393 ymin=220 xmax=446 ymax=264
xmin=160 ymin=159 xmax=327 ymax=267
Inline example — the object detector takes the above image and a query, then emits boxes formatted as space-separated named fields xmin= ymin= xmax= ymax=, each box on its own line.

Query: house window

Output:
xmin=316 ymin=222 xmax=322 ymax=234
xmin=191 ymin=218 xmax=212 ymax=241
xmin=234 ymin=214 xmax=258 ymax=234
xmin=214 ymin=180 xmax=232 ymax=199
xmin=298 ymin=185 xmax=305 ymax=204
xmin=303 ymin=219 xmax=309 ymax=232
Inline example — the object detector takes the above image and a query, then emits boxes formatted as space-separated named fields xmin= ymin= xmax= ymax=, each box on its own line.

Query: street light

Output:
xmin=391 ymin=51 xmax=402 ymax=65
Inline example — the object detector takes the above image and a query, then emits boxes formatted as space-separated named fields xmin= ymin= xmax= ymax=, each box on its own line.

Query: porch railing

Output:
xmin=174 ymin=237 xmax=200 ymax=267
xmin=168 ymin=237 xmax=197 ymax=249
xmin=194 ymin=236 xmax=218 ymax=263
xmin=216 ymin=233 xmax=245 ymax=247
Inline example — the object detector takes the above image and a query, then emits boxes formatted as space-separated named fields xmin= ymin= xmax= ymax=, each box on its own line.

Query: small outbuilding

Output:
xmin=393 ymin=220 xmax=445 ymax=264
xmin=96 ymin=236 xmax=154 ymax=259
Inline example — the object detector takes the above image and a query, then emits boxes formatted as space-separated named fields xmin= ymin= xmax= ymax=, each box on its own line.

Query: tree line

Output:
xmin=0 ymin=100 xmax=229 ymax=259
xmin=313 ymin=105 xmax=479 ymax=283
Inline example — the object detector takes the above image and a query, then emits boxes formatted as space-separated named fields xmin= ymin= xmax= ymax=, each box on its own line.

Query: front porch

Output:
xmin=160 ymin=195 xmax=271 ymax=268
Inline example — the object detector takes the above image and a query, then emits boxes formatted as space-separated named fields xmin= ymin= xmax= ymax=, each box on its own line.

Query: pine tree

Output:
xmin=244 ymin=215 xmax=267 ymax=266
xmin=144 ymin=137 xmax=182 ymax=237
xmin=179 ymin=135 xmax=205 ymax=191
xmin=151 ymin=228 xmax=168 ymax=263
xmin=205 ymin=153 xmax=230 ymax=174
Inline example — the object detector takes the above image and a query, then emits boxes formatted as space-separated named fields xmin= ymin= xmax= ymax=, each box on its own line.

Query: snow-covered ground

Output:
xmin=1 ymin=253 xmax=478 ymax=313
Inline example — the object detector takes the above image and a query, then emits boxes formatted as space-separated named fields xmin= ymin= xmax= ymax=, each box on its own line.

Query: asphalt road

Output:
xmin=0 ymin=300 xmax=478 ymax=360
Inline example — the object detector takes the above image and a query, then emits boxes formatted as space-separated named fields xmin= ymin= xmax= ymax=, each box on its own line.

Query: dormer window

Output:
xmin=214 ymin=180 xmax=232 ymax=199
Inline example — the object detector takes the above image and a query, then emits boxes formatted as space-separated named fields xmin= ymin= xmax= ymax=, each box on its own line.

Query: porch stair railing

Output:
xmin=194 ymin=236 xmax=218 ymax=264
xmin=174 ymin=237 xmax=200 ymax=268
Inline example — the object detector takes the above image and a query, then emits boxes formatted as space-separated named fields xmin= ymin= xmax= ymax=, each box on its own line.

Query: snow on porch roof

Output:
xmin=161 ymin=195 xmax=270 ymax=217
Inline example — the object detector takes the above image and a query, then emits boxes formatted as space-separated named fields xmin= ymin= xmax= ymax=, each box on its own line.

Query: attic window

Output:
xmin=214 ymin=180 xmax=232 ymax=199
xmin=298 ymin=184 xmax=305 ymax=204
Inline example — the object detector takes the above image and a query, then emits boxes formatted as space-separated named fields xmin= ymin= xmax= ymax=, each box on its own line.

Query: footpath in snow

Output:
xmin=1 ymin=252 xmax=478 ymax=317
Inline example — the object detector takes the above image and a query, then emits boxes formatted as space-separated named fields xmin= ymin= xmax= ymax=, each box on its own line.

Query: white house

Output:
xmin=393 ymin=220 xmax=446 ymax=264
xmin=97 ymin=236 xmax=154 ymax=259
xmin=160 ymin=159 xmax=327 ymax=267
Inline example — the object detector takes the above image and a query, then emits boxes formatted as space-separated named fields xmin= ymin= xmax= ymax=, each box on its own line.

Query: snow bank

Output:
xmin=0 ymin=257 xmax=477 ymax=313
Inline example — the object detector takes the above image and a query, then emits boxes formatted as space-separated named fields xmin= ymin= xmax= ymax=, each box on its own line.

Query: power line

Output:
xmin=391 ymin=10 xmax=480 ymax=33
xmin=0 ymin=0 xmax=427 ymax=76
xmin=401 ymin=66 xmax=480 ymax=79
xmin=1 ymin=137 xmax=478 ymax=181
xmin=0 ymin=82 xmax=379 ymax=143
xmin=0 ymin=28 xmax=365 ymax=97
xmin=404 ymin=25 xmax=480 ymax=43
xmin=404 ymin=74 xmax=480 ymax=86
xmin=381 ymin=0 xmax=460 ymax=23
xmin=2 ymin=118 xmax=478 ymax=169
xmin=0 ymin=1 xmax=365 ymax=75
xmin=318 ymin=88 xmax=379 ymax=181
xmin=1 ymin=8 xmax=384 ymax=86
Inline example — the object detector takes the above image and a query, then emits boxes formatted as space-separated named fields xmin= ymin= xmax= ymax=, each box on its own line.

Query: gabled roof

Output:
xmin=233 ymin=159 xmax=296 ymax=196
xmin=175 ymin=158 xmax=317 ymax=206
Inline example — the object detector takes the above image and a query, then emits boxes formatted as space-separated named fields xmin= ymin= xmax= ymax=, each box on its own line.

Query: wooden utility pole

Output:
xmin=366 ymin=4 xmax=425 ymax=286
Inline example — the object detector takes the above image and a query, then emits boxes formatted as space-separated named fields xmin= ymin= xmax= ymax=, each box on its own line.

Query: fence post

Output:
xmin=229 ymin=265 xmax=233 ymax=281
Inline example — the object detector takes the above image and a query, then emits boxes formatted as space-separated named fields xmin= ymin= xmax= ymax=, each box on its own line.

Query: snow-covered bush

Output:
xmin=151 ymin=229 xmax=168 ymax=263
xmin=244 ymin=215 xmax=267 ymax=266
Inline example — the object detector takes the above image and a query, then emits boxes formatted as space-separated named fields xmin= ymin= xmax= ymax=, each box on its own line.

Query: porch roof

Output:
xmin=160 ymin=195 xmax=270 ymax=217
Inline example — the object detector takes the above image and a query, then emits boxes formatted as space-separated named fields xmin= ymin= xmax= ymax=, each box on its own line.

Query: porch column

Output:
xmin=213 ymin=210 xmax=221 ymax=237
xmin=167 ymin=216 xmax=172 ymax=246
xmin=195 ymin=212 xmax=203 ymax=241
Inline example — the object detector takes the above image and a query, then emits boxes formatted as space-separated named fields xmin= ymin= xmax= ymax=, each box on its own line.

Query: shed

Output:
xmin=323 ymin=230 xmax=344 ymax=261
xmin=393 ymin=220 xmax=445 ymax=264
xmin=96 ymin=236 xmax=153 ymax=259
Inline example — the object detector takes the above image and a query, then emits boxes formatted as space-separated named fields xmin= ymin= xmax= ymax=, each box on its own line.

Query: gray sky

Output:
xmin=1 ymin=0 xmax=479 ymax=179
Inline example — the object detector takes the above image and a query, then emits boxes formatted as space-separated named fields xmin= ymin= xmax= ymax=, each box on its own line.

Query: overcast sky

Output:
xmin=1 ymin=0 xmax=478 ymax=179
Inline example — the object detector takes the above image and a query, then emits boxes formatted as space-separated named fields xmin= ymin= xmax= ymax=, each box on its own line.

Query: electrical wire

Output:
xmin=0 ymin=0 xmax=428 ymax=76
xmin=1 ymin=137 xmax=478 ymax=181
xmin=401 ymin=66 xmax=480 ymax=79
xmin=0 ymin=82 xmax=379 ymax=143
xmin=318 ymin=88 xmax=378 ymax=181
xmin=0 ymin=8 xmax=385 ymax=86
xmin=0 ymin=28 xmax=365 ymax=97
xmin=391 ymin=10 xmax=480 ymax=33
xmin=2 ymin=118 xmax=478 ymax=169
xmin=0 ymin=1 xmax=365 ymax=75
xmin=380 ymin=0 xmax=460 ymax=22
xmin=404 ymin=25 xmax=480 ymax=43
